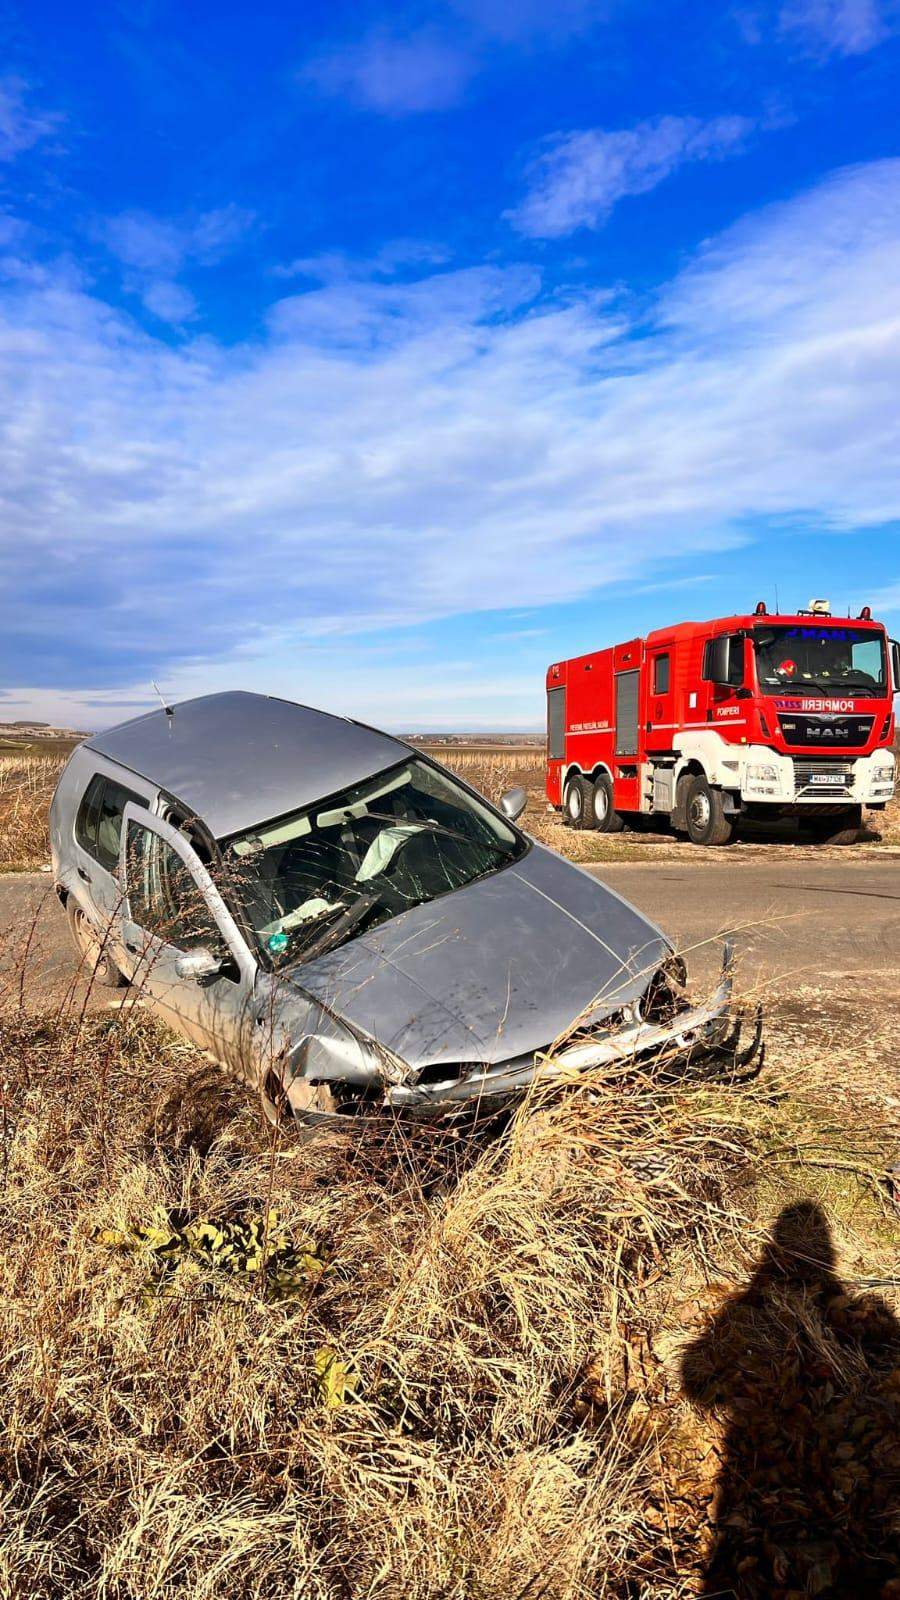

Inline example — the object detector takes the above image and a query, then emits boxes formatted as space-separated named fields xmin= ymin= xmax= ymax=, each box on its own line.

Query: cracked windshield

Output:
xmin=753 ymin=625 xmax=887 ymax=696
xmin=225 ymin=758 xmax=525 ymax=967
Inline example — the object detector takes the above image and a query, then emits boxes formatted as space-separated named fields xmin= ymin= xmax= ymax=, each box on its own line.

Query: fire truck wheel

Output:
xmin=799 ymin=806 xmax=862 ymax=845
xmin=564 ymin=773 xmax=594 ymax=829
xmin=684 ymin=776 xmax=734 ymax=847
xmin=592 ymin=774 xmax=625 ymax=833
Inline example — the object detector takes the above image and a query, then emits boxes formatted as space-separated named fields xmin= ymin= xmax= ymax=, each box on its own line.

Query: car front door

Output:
xmin=118 ymin=805 xmax=258 ymax=1076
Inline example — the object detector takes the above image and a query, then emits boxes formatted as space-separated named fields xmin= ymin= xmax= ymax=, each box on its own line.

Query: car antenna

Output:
xmin=152 ymin=681 xmax=175 ymax=718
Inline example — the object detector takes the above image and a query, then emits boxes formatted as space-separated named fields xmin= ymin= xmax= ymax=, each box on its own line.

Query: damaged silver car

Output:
xmin=50 ymin=691 xmax=760 ymax=1126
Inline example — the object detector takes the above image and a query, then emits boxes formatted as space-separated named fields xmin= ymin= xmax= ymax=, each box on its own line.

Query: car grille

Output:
xmin=778 ymin=712 xmax=873 ymax=748
xmin=793 ymin=760 xmax=854 ymax=796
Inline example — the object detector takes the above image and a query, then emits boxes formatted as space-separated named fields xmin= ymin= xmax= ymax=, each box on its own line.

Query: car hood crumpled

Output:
xmin=287 ymin=842 xmax=671 ymax=1072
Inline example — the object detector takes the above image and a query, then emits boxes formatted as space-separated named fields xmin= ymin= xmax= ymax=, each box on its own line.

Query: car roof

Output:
xmin=85 ymin=691 xmax=411 ymax=839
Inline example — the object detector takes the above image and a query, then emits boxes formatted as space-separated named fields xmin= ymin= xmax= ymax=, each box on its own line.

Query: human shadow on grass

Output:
xmin=681 ymin=1201 xmax=900 ymax=1599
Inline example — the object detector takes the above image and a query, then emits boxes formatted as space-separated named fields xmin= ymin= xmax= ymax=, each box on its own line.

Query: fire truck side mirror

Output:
xmin=703 ymin=634 xmax=744 ymax=688
xmin=891 ymin=640 xmax=900 ymax=695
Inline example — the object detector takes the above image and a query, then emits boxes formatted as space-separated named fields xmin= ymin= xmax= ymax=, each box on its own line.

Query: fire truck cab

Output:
xmin=546 ymin=601 xmax=898 ymax=846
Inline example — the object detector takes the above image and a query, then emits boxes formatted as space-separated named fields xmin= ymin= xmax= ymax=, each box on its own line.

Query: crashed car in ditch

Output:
xmin=50 ymin=691 xmax=760 ymax=1125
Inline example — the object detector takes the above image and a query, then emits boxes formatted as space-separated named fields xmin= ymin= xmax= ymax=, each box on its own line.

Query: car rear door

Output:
xmin=118 ymin=804 xmax=258 ymax=1075
xmin=71 ymin=767 xmax=155 ymax=940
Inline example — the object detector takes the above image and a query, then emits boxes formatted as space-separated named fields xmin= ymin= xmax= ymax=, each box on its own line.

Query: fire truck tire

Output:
xmin=592 ymin=774 xmax=625 ymax=832
xmin=564 ymin=774 xmax=594 ymax=829
xmin=684 ymin=777 xmax=734 ymax=847
xmin=799 ymin=806 xmax=862 ymax=846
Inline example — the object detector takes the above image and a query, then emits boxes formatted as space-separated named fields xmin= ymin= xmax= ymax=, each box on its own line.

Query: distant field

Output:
xmin=0 ymin=734 xmax=897 ymax=876
xmin=0 ymin=735 xmax=83 ymax=757
xmin=0 ymin=752 xmax=67 ymax=870
xmin=413 ymin=742 xmax=543 ymax=757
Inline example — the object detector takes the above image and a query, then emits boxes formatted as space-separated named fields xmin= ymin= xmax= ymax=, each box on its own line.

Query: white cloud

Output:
xmin=3 ymin=160 xmax=900 ymax=723
xmin=508 ymin=115 xmax=754 ymax=238
xmin=100 ymin=204 xmax=254 ymax=322
xmin=304 ymin=29 xmax=474 ymax=113
xmin=102 ymin=204 xmax=254 ymax=273
xmin=274 ymin=240 xmax=450 ymax=282
xmin=778 ymin=0 xmax=896 ymax=55
xmin=103 ymin=212 xmax=185 ymax=275
xmin=141 ymin=279 xmax=198 ymax=324
xmin=0 ymin=76 xmax=61 ymax=162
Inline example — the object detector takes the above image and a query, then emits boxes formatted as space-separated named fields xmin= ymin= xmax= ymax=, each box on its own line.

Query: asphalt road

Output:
xmin=588 ymin=855 xmax=900 ymax=991
xmin=1 ymin=855 xmax=897 ymax=1005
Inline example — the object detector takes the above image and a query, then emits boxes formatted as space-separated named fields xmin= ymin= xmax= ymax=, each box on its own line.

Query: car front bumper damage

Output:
xmin=384 ymin=943 xmax=762 ymax=1109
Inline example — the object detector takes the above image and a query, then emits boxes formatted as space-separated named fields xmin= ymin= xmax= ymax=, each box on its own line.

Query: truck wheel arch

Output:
xmin=563 ymin=761 xmax=614 ymax=790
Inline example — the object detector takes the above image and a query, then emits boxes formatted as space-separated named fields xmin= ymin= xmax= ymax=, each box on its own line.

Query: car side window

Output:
xmin=124 ymin=818 xmax=227 ymax=956
xmin=74 ymin=773 xmax=105 ymax=857
xmin=75 ymin=774 xmax=148 ymax=872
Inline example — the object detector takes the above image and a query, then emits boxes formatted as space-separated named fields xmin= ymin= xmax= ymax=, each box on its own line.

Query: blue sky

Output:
xmin=1 ymin=0 xmax=899 ymax=730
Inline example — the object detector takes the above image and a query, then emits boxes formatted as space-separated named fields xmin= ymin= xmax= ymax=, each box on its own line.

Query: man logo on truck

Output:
xmin=546 ymin=600 xmax=898 ymax=847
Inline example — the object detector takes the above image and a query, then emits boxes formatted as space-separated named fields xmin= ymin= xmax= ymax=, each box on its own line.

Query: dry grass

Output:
xmin=1 ymin=901 xmax=898 ymax=1599
xmin=0 ymin=754 xmax=66 ymax=872
xmin=1 ymin=737 xmax=898 ymax=1592
xmin=432 ymin=748 xmax=622 ymax=861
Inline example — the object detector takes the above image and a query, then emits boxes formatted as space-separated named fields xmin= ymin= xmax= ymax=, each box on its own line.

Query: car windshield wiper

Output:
xmin=289 ymin=892 xmax=380 ymax=965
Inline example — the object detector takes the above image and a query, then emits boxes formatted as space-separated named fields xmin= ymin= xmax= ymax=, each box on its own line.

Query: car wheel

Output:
xmin=684 ymin=777 xmax=734 ymax=847
xmin=799 ymin=806 xmax=862 ymax=846
xmin=66 ymin=899 xmax=125 ymax=987
xmin=592 ymin=773 xmax=625 ymax=833
xmin=564 ymin=774 xmax=594 ymax=829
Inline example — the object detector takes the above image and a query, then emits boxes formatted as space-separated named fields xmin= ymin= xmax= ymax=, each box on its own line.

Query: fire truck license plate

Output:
xmin=809 ymin=773 xmax=844 ymax=785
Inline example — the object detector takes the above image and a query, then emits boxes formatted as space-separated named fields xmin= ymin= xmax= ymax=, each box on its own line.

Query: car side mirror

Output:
xmin=175 ymin=947 xmax=222 ymax=981
xmin=499 ymin=786 xmax=527 ymax=822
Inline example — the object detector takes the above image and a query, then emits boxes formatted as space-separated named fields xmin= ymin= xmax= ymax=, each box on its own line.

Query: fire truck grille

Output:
xmin=778 ymin=712 xmax=873 ymax=748
xmin=793 ymin=760 xmax=854 ymax=796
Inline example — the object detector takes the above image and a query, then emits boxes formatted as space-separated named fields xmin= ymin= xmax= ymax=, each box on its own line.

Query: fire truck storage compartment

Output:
xmin=652 ymin=766 xmax=676 ymax=812
xmin=615 ymin=671 xmax=640 ymax=758
xmin=547 ymin=686 xmax=566 ymax=761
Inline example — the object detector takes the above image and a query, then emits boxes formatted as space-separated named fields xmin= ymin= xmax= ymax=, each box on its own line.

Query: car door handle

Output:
xmin=77 ymin=866 xmax=92 ymax=883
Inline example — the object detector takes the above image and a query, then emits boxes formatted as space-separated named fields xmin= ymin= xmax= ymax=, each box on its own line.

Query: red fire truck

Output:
xmin=546 ymin=600 xmax=898 ymax=846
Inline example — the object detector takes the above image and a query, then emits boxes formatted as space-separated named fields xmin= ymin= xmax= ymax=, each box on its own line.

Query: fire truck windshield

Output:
xmin=752 ymin=625 xmax=887 ymax=698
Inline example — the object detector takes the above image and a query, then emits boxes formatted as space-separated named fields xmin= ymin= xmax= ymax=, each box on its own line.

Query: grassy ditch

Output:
xmin=0 ymin=936 xmax=897 ymax=1597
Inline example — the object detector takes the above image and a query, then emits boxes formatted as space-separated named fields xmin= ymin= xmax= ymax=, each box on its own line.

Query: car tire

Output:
xmin=684 ymin=776 xmax=734 ymax=847
xmin=563 ymin=774 xmax=594 ymax=830
xmin=66 ymin=898 xmax=125 ymax=987
xmin=592 ymin=773 xmax=625 ymax=833
xmin=800 ymin=806 xmax=862 ymax=846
